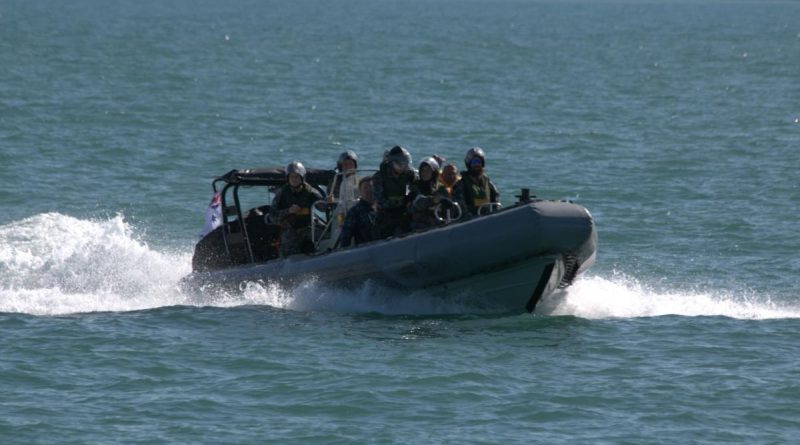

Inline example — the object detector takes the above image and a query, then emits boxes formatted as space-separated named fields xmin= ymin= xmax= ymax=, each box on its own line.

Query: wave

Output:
xmin=2 ymin=213 xmax=796 ymax=319
xmin=234 ymin=274 xmax=800 ymax=320
xmin=0 ymin=213 xmax=476 ymax=316
xmin=235 ymin=278 xmax=488 ymax=315
xmin=538 ymin=273 xmax=800 ymax=320
xmin=0 ymin=213 xmax=192 ymax=315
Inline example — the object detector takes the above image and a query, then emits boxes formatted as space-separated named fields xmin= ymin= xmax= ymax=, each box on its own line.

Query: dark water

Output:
xmin=2 ymin=0 xmax=800 ymax=443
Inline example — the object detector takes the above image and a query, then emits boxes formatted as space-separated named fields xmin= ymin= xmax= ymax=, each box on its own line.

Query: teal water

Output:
xmin=2 ymin=0 xmax=800 ymax=443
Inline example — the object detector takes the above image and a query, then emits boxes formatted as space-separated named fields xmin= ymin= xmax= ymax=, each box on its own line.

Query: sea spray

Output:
xmin=539 ymin=273 xmax=800 ymax=320
xmin=233 ymin=278 xmax=482 ymax=315
xmin=0 ymin=213 xmax=192 ymax=315
xmin=3 ymin=214 xmax=795 ymax=319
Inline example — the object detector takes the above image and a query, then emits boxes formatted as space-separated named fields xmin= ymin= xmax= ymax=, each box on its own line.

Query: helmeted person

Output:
xmin=372 ymin=145 xmax=417 ymax=238
xmin=413 ymin=156 xmax=442 ymax=196
xmin=337 ymin=150 xmax=358 ymax=172
xmin=453 ymin=147 xmax=499 ymax=217
xmin=339 ymin=176 xmax=377 ymax=248
xmin=432 ymin=154 xmax=447 ymax=172
xmin=329 ymin=150 xmax=359 ymax=200
xmin=409 ymin=156 xmax=454 ymax=230
xmin=269 ymin=161 xmax=324 ymax=257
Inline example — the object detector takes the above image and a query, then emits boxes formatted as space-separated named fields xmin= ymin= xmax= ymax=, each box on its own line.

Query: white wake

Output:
xmin=538 ymin=273 xmax=800 ymax=320
xmin=2 ymin=213 xmax=795 ymax=319
xmin=0 ymin=213 xmax=191 ymax=315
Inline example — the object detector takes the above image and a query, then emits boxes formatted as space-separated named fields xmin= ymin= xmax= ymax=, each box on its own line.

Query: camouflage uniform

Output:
xmin=372 ymin=162 xmax=417 ymax=238
xmin=409 ymin=178 xmax=451 ymax=230
xmin=453 ymin=172 xmax=500 ymax=217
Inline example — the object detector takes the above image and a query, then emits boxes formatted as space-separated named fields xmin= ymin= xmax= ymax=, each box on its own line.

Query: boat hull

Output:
xmin=183 ymin=200 xmax=597 ymax=314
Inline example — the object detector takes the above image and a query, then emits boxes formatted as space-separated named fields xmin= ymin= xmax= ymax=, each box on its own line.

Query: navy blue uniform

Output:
xmin=339 ymin=199 xmax=376 ymax=248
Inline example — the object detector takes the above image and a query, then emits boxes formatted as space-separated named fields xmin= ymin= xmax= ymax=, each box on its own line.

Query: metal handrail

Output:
xmin=434 ymin=201 xmax=462 ymax=224
xmin=310 ymin=200 xmax=335 ymax=247
xmin=477 ymin=202 xmax=503 ymax=216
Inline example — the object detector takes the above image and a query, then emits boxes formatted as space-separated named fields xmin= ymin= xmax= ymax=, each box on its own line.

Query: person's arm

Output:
xmin=327 ymin=175 xmax=339 ymax=200
xmin=268 ymin=189 xmax=288 ymax=223
xmin=310 ymin=186 xmax=324 ymax=204
xmin=403 ymin=171 xmax=419 ymax=206
xmin=372 ymin=172 xmax=388 ymax=209
xmin=452 ymin=179 xmax=469 ymax=216
xmin=489 ymin=178 xmax=500 ymax=203
xmin=411 ymin=194 xmax=439 ymax=212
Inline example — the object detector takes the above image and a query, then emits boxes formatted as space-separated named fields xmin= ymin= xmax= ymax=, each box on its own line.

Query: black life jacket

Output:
xmin=275 ymin=183 xmax=318 ymax=228
xmin=377 ymin=162 xmax=415 ymax=208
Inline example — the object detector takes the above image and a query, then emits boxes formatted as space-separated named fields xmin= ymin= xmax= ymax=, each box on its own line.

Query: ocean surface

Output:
xmin=2 ymin=0 xmax=799 ymax=443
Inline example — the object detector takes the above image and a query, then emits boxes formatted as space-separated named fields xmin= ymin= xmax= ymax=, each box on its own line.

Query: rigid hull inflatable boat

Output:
xmin=183 ymin=167 xmax=597 ymax=313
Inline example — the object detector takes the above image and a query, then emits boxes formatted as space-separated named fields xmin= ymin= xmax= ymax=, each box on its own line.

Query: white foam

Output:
xmin=0 ymin=213 xmax=192 ymax=315
xmin=538 ymin=273 xmax=800 ymax=320
xmin=3 ymin=213 xmax=796 ymax=319
xmin=0 ymin=213 xmax=477 ymax=316
xmin=219 ymin=278 xmax=480 ymax=315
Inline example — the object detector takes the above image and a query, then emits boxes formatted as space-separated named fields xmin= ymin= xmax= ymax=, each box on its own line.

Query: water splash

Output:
xmin=233 ymin=278 xmax=481 ymax=315
xmin=2 ymin=213 xmax=796 ymax=319
xmin=0 ymin=213 xmax=192 ymax=315
xmin=0 ymin=213 xmax=478 ymax=316
xmin=539 ymin=273 xmax=800 ymax=320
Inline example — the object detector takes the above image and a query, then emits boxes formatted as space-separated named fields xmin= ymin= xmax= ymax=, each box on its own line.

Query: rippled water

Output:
xmin=2 ymin=0 xmax=800 ymax=443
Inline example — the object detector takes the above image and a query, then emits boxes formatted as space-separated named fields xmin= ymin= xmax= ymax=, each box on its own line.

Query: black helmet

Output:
xmin=387 ymin=145 xmax=412 ymax=171
xmin=419 ymin=156 xmax=440 ymax=176
xmin=337 ymin=150 xmax=358 ymax=170
xmin=286 ymin=161 xmax=307 ymax=179
xmin=464 ymin=147 xmax=486 ymax=168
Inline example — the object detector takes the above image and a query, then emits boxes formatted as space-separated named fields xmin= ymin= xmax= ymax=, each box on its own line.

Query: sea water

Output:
xmin=1 ymin=0 xmax=799 ymax=443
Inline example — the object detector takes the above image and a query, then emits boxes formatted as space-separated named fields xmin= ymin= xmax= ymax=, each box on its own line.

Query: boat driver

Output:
xmin=269 ymin=161 xmax=324 ymax=257
xmin=453 ymin=147 xmax=500 ymax=217
xmin=372 ymin=145 xmax=417 ymax=238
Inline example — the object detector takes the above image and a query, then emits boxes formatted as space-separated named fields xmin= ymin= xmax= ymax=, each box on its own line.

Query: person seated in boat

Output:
xmin=409 ymin=156 xmax=455 ymax=230
xmin=412 ymin=156 xmax=441 ymax=197
xmin=372 ymin=145 xmax=417 ymax=238
xmin=438 ymin=163 xmax=460 ymax=199
xmin=269 ymin=161 xmax=324 ymax=257
xmin=328 ymin=150 xmax=359 ymax=201
xmin=339 ymin=177 xmax=377 ymax=248
xmin=432 ymin=154 xmax=447 ymax=171
xmin=453 ymin=147 xmax=500 ymax=217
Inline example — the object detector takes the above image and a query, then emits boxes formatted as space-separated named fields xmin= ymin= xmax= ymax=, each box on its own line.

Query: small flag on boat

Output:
xmin=199 ymin=191 xmax=222 ymax=238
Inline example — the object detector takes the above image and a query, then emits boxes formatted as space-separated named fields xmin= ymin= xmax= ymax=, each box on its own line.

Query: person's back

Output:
xmin=453 ymin=147 xmax=499 ymax=217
